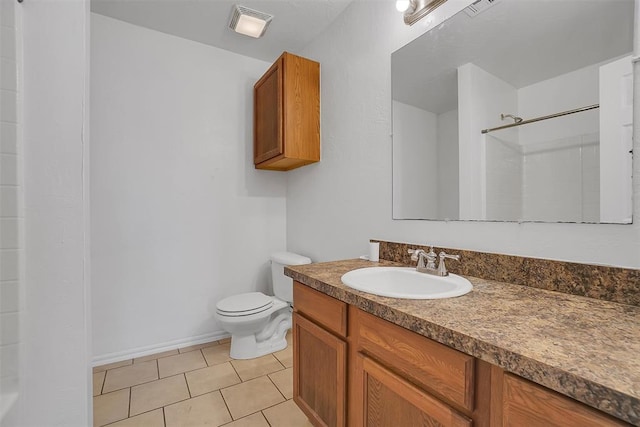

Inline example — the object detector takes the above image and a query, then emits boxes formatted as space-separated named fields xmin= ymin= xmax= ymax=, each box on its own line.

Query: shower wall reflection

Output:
xmin=391 ymin=0 xmax=634 ymax=223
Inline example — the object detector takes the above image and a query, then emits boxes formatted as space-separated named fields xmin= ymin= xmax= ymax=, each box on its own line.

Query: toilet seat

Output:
xmin=216 ymin=292 xmax=274 ymax=317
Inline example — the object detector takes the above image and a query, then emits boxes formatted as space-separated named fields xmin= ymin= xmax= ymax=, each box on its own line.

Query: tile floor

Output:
xmin=93 ymin=334 xmax=312 ymax=427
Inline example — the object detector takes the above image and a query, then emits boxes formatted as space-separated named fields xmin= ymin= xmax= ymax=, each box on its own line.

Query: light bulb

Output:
xmin=396 ymin=0 xmax=410 ymax=12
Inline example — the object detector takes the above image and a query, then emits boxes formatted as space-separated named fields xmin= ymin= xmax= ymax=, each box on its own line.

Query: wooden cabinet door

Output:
xmin=253 ymin=57 xmax=283 ymax=164
xmin=501 ymin=374 xmax=630 ymax=427
xmin=293 ymin=312 xmax=346 ymax=427
xmin=361 ymin=355 xmax=472 ymax=427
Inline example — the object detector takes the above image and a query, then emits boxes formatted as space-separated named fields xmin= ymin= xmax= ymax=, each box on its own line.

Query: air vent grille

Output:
xmin=464 ymin=0 xmax=499 ymax=17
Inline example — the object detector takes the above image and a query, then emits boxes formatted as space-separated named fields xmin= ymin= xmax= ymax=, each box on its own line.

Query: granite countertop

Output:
xmin=285 ymin=259 xmax=640 ymax=425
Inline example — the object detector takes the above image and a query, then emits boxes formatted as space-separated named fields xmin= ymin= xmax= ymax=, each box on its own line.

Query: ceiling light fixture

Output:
xmin=399 ymin=0 xmax=447 ymax=26
xmin=229 ymin=5 xmax=273 ymax=38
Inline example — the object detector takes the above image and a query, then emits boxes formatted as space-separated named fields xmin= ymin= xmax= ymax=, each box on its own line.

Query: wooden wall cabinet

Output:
xmin=254 ymin=52 xmax=320 ymax=171
xmin=292 ymin=282 xmax=629 ymax=427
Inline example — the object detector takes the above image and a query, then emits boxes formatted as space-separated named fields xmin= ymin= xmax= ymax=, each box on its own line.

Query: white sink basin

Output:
xmin=341 ymin=267 xmax=472 ymax=299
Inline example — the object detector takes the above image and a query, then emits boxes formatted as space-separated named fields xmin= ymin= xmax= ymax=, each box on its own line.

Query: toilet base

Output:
xmin=229 ymin=308 xmax=292 ymax=360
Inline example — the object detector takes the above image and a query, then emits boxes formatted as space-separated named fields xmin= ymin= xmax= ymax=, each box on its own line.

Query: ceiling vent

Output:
xmin=464 ymin=0 xmax=500 ymax=17
xmin=229 ymin=5 xmax=273 ymax=38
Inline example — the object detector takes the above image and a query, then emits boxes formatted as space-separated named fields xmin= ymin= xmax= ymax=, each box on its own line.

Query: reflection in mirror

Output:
xmin=392 ymin=0 xmax=635 ymax=223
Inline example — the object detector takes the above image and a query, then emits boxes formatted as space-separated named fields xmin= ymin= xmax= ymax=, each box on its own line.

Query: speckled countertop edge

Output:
xmin=286 ymin=259 xmax=640 ymax=425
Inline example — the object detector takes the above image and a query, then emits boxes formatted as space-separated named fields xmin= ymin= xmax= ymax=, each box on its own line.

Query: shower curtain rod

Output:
xmin=480 ymin=104 xmax=600 ymax=134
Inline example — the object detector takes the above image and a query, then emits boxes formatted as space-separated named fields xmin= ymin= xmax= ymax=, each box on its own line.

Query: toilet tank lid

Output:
xmin=271 ymin=251 xmax=312 ymax=265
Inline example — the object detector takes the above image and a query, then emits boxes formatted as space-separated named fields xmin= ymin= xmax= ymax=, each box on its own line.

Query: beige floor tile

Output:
xmin=222 ymin=412 xmax=270 ymax=427
xmin=130 ymin=374 xmax=190 ymax=416
xmin=103 ymin=360 xmax=158 ymax=393
xmin=217 ymin=337 xmax=231 ymax=344
xmin=106 ymin=409 xmax=164 ymax=427
xmin=134 ymin=349 xmax=179 ymax=363
xmin=268 ymin=368 xmax=293 ymax=399
xmin=221 ymin=376 xmax=285 ymax=420
xmin=93 ymin=371 xmax=106 ymax=396
xmin=285 ymin=331 xmax=292 ymax=346
xmin=273 ymin=345 xmax=292 ymax=368
xmin=262 ymin=400 xmax=313 ymax=427
xmin=158 ymin=350 xmax=207 ymax=378
xmin=179 ymin=341 xmax=219 ymax=353
xmin=231 ymin=354 xmax=284 ymax=382
xmin=93 ymin=359 xmax=132 ymax=374
xmin=165 ymin=391 xmax=232 ymax=427
xmin=202 ymin=342 xmax=232 ymax=366
xmin=185 ymin=362 xmax=241 ymax=396
xmin=93 ymin=388 xmax=130 ymax=427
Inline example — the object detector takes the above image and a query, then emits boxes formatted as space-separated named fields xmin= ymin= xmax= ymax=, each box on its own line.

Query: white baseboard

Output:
xmin=92 ymin=330 xmax=231 ymax=367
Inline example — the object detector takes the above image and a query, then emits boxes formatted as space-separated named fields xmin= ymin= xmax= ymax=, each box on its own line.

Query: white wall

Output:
xmin=437 ymin=109 xmax=458 ymax=220
xmin=517 ymin=63 xmax=603 ymax=222
xmin=288 ymin=0 xmax=640 ymax=268
xmin=518 ymin=63 xmax=600 ymax=145
xmin=91 ymin=14 xmax=287 ymax=362
xmin=22 ymin=0 xmax=91 ymax=425
xmin=0 ymin=0 xmax=22 ymax=423
xmin=523 ymin=144 xmax=586 ymax=222
xmin=458 ymin=63 xmax=518 ymax=220
xmin=392 ymin=100 xmax=438 ymax=219
xmin=485 ymin=136 xmax=522 ymax=221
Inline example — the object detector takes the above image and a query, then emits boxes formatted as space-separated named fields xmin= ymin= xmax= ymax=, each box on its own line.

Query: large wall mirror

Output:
xmin=392 ymin=0 xmax=635 ymax=223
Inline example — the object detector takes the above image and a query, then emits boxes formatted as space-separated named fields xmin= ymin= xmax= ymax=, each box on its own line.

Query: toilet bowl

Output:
xmin=215 ymin=252 xmax=311 ymax=359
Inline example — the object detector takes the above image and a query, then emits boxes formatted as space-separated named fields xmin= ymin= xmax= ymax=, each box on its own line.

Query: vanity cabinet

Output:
xmin=254 ymin=52 xmax=320 ymax=171
xmin=350 ymin=307 xmax=482 ymax=427
xmin=292 ymin=281 xmax=631 ymax=427
xmin=292 ymin=283 xmax=347 ymax=427
xmin=498 ymin=373 xmax=629 ymax=426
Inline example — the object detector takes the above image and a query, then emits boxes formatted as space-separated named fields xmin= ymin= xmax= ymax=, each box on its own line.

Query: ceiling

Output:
xmin=392 ymin=0 xmax=635 ymax=113
xmin=91 ymin=0 xmax=354 ymax=63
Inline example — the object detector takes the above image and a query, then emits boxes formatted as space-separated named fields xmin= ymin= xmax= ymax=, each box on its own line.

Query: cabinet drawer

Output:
xmin=362 ymin=355 xmax=471 ymax=427
xmin=502 ymin=374 xmax=630 ymax=426
xmin=353 ymin=308 xmax=475 ymax=412
xmin=293 ymin=282 xmax=347 ymax=337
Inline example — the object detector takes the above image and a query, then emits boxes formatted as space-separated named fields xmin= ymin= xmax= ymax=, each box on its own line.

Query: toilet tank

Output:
xmin=271 ymin=252 xmax=312 ymax=303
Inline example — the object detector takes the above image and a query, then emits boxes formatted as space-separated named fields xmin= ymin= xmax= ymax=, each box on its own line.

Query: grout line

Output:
xmin=219 ymin=387 xmax=234 ymax=422
xmin=262 ymin=410 xmax=274 ymax=427
xmin=100 ymin=407 xmax=162 ymax=427
xmin=100 ymin=370 xmax=106 ymax=395
xmin=104 ymin=375 xmax=166 ymax=395
xmin=228 ymin=360 xmax=243 ymax=382
xmin=93 ymin=359 xmax=133 ymax=373
xmin=184 ymin=373 xmax=193 ymax=398
xmin=198 ymin=348 xmax=207 ymax=367
xmin=127 ymin=387 xmax=132 ymax=418
xmin=266 ymin=374 xmax=287 ymax=401
xmin=133 ymin=349 xmax=180 ymax=364
xmin=162 ymin=407 xmax=166 ymax=427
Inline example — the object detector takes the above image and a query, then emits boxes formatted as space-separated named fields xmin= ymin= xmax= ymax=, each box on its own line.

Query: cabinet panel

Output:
xmin=362 ymin=355 xmax=472 ymax=427
xmin=354 ymin=308 xmax=475 ymax=411
xmin=502 ymin=374 xmax=630 ymax=427
xmin=254 ymin=52 xmax=319 ymax=171
xmin=293 ymin=282 xmax=347 ymax=337
xmin=253 ymin=58 xmax=282 ymax=164
xmin=293 ymin=312 xmax=346 ymax=427
xmin=282 ymin=54 xmax=320 ymax=161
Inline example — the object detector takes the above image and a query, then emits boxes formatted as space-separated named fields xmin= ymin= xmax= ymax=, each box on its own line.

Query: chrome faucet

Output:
xmin=408 ymin=247 xmax=460 ymax=276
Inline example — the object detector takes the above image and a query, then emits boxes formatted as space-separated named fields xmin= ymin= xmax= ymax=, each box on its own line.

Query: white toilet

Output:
xmin=215 ymin=252 xmax=311 ymax=359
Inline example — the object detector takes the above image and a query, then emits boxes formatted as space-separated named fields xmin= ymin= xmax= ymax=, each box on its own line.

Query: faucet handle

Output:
xmin=408 ymin=248 xmax=420 ymax=261
xmin=437 ymin=251 xmax=460 ymax=276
